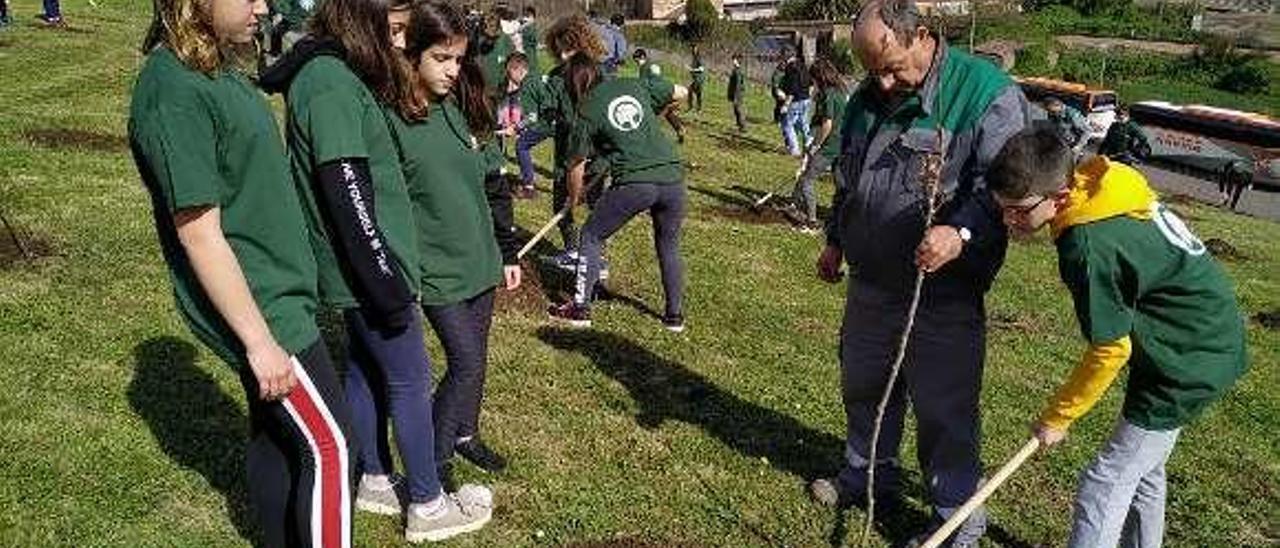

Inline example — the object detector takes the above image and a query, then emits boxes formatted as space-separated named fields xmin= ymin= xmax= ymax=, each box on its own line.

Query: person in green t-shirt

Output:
xmin=259 ymin=0 xmax=493 ymax=541
xmin=988 ymin=126 xmax=1247 ymax=548
xmin=399 ymin=0 xmax=524 ymax=507
xmin=634 ymin=47 xmax=686 ymax=144
xmin=727 ymin=52 xmax=746 ymax=133
xmin=128 ymin=0 xmax=355 ymax=545
xmin=542 ymin=14 xmax=608 ymax=268
xmin=785 ymin=58 xmax=849 ymax=231
xmin=519 ymin=5 xmax=540 ymax=76
xmin=687 ymin=44 xmax=706 ymax=112
xmin=546 ymin=53 xmax=691 ymax=332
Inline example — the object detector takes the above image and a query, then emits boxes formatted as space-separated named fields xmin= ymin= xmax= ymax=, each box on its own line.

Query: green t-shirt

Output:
xmin=690 ymin=55 xmax=707 ymax=85
xmin=387 ymin=101 xmax=503 ymax=306
xmin=815 ymin=88 xmax=850 ymax=160
xmin=129 ymin=47 xmax=320 ymax=366
xmin=284 ymin=55 xmax=419 ymax=308
xmin=482 ymin=34 xmax=515 ymax=92
xmin=569 ymin=77 xmax=684 ymax=186
xmin=545 ymin=67 xmax=575 ymax=178
xmin=521 ymin=23 xmax=541 ymax=76
xmin=1056 ymin=206 xmax=1247 ymax=431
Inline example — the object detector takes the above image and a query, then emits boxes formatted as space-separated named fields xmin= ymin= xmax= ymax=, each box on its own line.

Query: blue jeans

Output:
xmin=342 ymin=308 xmax=442 ymax=503
xmin=516 ymin=127 xmax=548 ymax=187
xmin=42 ymin=0 xmax=60 ymax=18
xmin=782 ymin=99 xmax=813 ymax=156
xmin=574 ymin=182 xmax=686 ymax=317
xmin=423 ymin=289 xmax=496 ymax=463
xmin=1070 ymin=419 xmax=1181 ymax=548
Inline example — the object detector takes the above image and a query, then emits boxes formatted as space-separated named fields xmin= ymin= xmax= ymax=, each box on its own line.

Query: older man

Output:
xmin=809 ymin=0 xmax=1028 ymax=545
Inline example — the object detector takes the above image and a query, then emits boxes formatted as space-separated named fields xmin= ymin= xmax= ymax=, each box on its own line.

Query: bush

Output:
xmin=777 ymin=0 xmax=860 ymax=20
xmin=1216 ymin=62 xmax=1271 ymax=95
xmin=828 ymin=39 xmax=858 ymax=76
xmin=685 ymin=0 xmax=718 ymax=42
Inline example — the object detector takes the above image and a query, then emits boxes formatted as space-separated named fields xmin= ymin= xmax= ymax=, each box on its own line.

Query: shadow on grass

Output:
xmin=535 ymin=327 xmax=843 ymax=481
xmin=127 ymin=337 xmax=260 ymax=545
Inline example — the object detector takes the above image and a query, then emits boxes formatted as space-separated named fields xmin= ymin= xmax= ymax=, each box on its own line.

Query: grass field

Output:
xmin=0 ymin=2 xmax=1277 ymax=547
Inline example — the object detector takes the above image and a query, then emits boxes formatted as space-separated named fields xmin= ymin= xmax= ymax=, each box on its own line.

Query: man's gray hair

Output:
xmin=855 ymin=0 xmax=923 ymax=47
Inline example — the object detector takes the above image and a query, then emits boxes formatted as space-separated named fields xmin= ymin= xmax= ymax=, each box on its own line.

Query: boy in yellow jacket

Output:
xmin=986 ymin=126 xmax=1247 ymax=548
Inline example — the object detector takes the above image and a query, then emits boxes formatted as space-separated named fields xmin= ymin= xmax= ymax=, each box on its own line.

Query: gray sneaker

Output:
xmin=355 ymin=476 xmax=403 ymax=516
xmin=905 ymin=506 xmax=988 ymax=548
xmin=405 ymin=484 xmax=494 ymax=543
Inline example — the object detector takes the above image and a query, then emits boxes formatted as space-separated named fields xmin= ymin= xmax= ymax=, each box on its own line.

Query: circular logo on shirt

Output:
xmin=607 ymin=95 xmax=644 ymax=132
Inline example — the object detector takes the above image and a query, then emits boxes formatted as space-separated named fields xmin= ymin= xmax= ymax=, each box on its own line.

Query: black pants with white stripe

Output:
xmin=238 ymin=340 xmax=357 ymax=548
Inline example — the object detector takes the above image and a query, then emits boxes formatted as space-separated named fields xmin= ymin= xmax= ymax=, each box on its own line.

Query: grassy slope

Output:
xmin=0 ymin=2 xmax=1276 ymax=546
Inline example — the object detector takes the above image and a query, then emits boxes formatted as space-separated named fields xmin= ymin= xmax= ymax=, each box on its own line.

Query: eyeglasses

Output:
xmin=1002 ymin=195 xmax=1053 ymax=216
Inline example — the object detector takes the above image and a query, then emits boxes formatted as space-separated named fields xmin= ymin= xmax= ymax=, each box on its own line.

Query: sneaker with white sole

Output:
xmin=661 ymin=314 xmax=685 ymax=333
xmin=405 ymin=484 xmax=494 ymax=543
xmin=356 ymin=475 xmax=404 ymax=515
xmin=547 ymin=302 xmax=591 ymax=328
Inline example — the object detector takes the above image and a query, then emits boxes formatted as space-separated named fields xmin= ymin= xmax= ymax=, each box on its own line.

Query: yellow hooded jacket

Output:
xmin=1040 ymin=157 xmax=1157 ymax=431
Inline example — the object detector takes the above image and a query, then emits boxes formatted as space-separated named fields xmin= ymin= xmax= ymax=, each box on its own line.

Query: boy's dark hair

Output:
xmin=506 ymin=51 xmax=529 ymax=69
xmin=610 ymin=13 xmax=625 ymax=27
xmin=988 ymin=123 xmax=1075 ymax=199
xmin=524 ymin=6 xmax=536 ymax=17
xmin=633 ymin=47 xmax=648 ymax=60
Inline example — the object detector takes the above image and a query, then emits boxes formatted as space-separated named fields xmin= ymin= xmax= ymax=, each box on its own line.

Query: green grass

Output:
xmin=1 ymin=2 xmax=1277 ymax=547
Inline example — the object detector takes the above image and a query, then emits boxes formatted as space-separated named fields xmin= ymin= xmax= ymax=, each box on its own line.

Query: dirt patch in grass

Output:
xmin=22 ymin=128 xmax=127 ymax=153
xmin=0 ymin=224 xmax=57 ymax=269
xmin=1205 ymin=238 xmax=1248 ymax=262
xmin=563 ymin=537 xmax=706 ymax=548
xmin=989 ymin=310 xmax=1037 ymax=333
xmin=698 ymin=204 xmax=791 ymax=226
xmin=494 ymin=261 xmax=553 ymax=315
xmin=1165 ymin=193 xmax=1197 ymax=206
xmin=1254 ymin=310 xmax=1280 ymax=332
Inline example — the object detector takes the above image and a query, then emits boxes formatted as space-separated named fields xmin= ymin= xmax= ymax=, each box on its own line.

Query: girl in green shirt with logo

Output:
xmin=548 ymin=53 xmax=690 ymax=332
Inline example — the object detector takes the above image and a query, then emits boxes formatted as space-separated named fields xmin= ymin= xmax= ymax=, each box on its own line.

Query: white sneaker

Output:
xmin=405 ymin=484 xmax=494 ymax=543
xmin=355 ymin=475 xmax=403 ymax=515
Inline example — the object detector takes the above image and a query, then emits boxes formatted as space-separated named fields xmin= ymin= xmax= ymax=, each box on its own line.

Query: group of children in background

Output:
xmin=127 ymin=0 xmax=1247 ymax=545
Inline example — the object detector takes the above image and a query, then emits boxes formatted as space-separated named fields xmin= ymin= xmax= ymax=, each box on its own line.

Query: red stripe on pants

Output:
xmin=287 ymin=384 xmax=344 ymax=548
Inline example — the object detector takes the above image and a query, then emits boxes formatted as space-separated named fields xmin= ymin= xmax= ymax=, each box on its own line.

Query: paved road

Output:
xmin=1138 ymin=163 xmax=1280 ymax=222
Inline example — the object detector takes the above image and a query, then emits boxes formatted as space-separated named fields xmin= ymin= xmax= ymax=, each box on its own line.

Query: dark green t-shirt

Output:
xmin=388 ymin=101 xmax=502 ymax=306
xmin=815 ymin=88 xmax=850 ymax=160
xmin=545 ymin=67 xmax=575 ymax=178
xmin=129 ymin=47 xmax=320 ymax=366
xmin=284 ymin=55 xmax=419 ymax=308
xmin=482 ymin=34 xmax=515 ymax=92
xmin=569 ymin=77 xmax=683 ymax=185
xmin=1056 ymin=206 xmax=1248 ymax=430
xmin=521 ymin=23 xmax=541 ymax=76
xmin=690 ymin=55 xmax=707 ymax=85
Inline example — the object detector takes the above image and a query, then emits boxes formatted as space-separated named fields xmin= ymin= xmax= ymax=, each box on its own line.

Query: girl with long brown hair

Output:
xmin=392 ymin=0 xmax=521 ymax=500
xmin=129 ymin=0 xmax=356 ymax=545
xmin=259 ymin=0 xmax=492 ymax=542
xmin=787 ymin=58 xmax=851 ymax=231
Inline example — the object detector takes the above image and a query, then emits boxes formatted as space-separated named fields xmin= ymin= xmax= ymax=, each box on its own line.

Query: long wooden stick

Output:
xmin=516 ymin=169 xmax=609 ymax=260
xmin=516 ymin=208 xmax=567 ymax=260
xmin=919 ymin=437 xmax=1042 ymax=548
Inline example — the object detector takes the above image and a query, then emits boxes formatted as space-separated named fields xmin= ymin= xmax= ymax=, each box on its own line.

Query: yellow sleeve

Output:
xmin=1039 ymin=336 xmax=1132 ymax=430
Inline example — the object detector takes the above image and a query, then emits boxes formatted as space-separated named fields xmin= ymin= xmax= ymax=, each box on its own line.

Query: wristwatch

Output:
xmin=956 ymin=226 xmax=972 ymax=244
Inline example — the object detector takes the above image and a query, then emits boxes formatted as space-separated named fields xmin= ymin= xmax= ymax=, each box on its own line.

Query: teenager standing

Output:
xmin=260 ymin=0 xmax=492 ymax=542
xmin=547 ymin=53 xmax=690 ymax=332
xmin=129 ymin=0 xmax=354 ymax=544
xmin=398 ymin=0 xmax=523 ymax=488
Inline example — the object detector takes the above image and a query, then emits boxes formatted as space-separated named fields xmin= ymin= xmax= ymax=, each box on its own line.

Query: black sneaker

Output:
xmin=547 ymin=302 xmax=591 ymax=328
xmin=436 ymin=460 xmax=458 ymax=493
xmin=455 ymin=438 xmax=507 ymax=473
xmin=661 ymin=314 xmax=685 ymax=333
